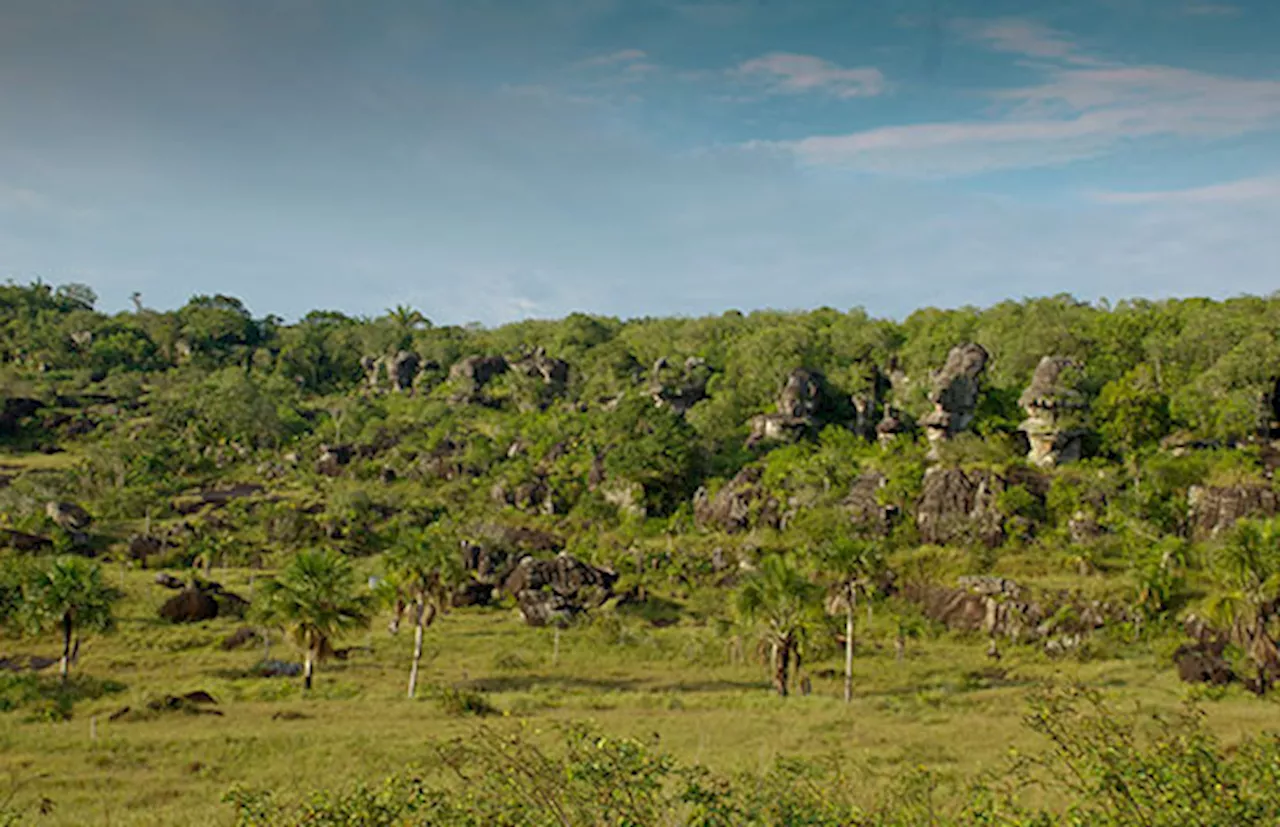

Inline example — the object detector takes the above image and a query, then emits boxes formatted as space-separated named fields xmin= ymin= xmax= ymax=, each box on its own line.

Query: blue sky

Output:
xmin=1 ymin=0 xmax=1277 ymax=325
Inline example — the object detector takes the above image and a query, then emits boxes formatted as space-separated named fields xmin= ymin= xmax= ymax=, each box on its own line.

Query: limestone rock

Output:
xmin=746 ymin=368 xmax=825 ymax=448
xmin=875 ymin=406 xmax=915 ymax=446
xmin=1018 ymin=357 xmax=1087 ymax=468
xmin=158 ymin=578 xmax=249 ymax=623
xmin=449 ymin=355 xmax=510 ymax=403
xmin=649 ymin=357 xmax=711 ymax=415
xmin=693 ymin=466 xmax=781 ymax=534
xmin=502 ymin=553 xmax=619 ymax=627
xmin=843 ymin=471 xmax=896 ymax=535
xmin=45 ymin=501 xmax=92 ymax=531
xmin=916 ymin=465 xmax=1046 ymax=548
xmin=919 ymin=343 xmax=988 ymax=455
xmin=1188 ymin=484 xmax=1280 ymax=539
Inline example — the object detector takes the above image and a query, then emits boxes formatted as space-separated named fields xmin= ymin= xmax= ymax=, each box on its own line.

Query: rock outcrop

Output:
xmin=449 ymin=355 xmax=510 ymax=404
xmin=501 ymin=553 xmax=619 ymax=627
xmin=843 ymin=471 xmax=896 ymax=535
xmin=157 ymin=577 xmax=249 ymax=623
xmin=919 ymin=343 xmax=988 ymax=456
xmin=746 ymin=368 xmax=825 ymax=448
xmin=1018 ymin=357 xmax=1087 ymax=468
xmin=361 ymin=351 xmax=429 ymax=393
xmin=45 ymin=501 xmax=92 ymax=531
xmin=875 ymin=406 xmax=915 ymax=446
xmin=916 ymin=466 xmax=1046 ymax=548
xmin=512 ymin=348 xmax=570 ymax=396
xmin=693 ymin=466 xmax=781 ymax=534
xmin=851 ymin=366 xmax=889 ymax=441
xmin=1188 ymin=484 xmax=1280 ymax=539
xmin=649 ymin=357 xmax=711 ymax=415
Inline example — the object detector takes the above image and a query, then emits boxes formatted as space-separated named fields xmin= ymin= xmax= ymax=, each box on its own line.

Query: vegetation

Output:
xmin=3 ymin=281 xmax=1280 ymax=822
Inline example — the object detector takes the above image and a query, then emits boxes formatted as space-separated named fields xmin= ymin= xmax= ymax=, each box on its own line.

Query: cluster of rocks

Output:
xmin=916 ymin=466 xmax=1047 ymax=548
xmin=361 ymin=350 xmax=433 ymax=394
xmin=746 ymin=368 xmax=825 ymax=448
xmin=920 ymin=344 xmax=989 ymax=458
xmin=155 ymin=574 xmax=249 ymax=623
xmin=1188 ymin=484 xmax=1280 ymax=539
xmin=501 ymin=553 xmax=619 ymax=627
xmin=648 ymin=357 xmax=711 ymax=415
xmin=693 ymin=466 xmax=782 ymax=534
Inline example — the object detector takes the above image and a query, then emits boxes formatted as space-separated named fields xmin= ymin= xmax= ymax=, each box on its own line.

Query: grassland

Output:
xmin=3 ymin=565 xmax=1278 ymax=826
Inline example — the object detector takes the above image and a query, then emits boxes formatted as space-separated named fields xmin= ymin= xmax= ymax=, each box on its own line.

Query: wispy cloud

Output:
xmin=576 ymin=48 xmax=648 ymax=68
xmin=956 ymin=18 xmax=1098 ymax=65
xmin=1091 ymin=175 xmax=1280 ymax=205
xmin=735 ymin=52 xmax=886 ymax=98
xmin=1183 ymin=3 xmax=1241 ymax=17
xmin=751 ymin=21 xmax=1280 ymax=177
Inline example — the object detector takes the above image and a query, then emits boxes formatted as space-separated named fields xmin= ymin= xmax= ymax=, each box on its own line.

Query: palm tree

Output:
xmin=383 ymin=528 xmax=465 ymax=699
xmin=255 ymin=549 xmax=373 ymax=691
xmin=812 ymin=539 xmax=885 ymax=703
xmin=735 ymin=554 xmax=822 ymax=697
xmin=1204 ymin=518 xmax=1280 ymax=694
xmin=21 ymin=557 xmax=121 ymax=682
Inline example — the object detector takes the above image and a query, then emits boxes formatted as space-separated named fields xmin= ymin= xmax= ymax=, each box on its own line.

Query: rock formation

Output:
xmin=875 ymin=406 xmax=915 ymax=446
xmin=919 ymin=343 xmax=988 ymax=456
xmin=512 ymin=347 xmax=570 ymax=393
xmin=1188 ymin=484 xmax=1280 ymax=539
xmin=501 ymin=553 xmax=619 ymax=627
xmin=45 ymin=501 xmax=92 ymax=531
xmin=649 ymin=357 xmax=711 ymax=415
xmin=157 ymin=576 xmax=249 ymax=623
xmin=843 ymin=471 xmax=896 ymax=536
xmin=449 ymin=355 xmax=510 ymax=404
xmin=916 ymin=466 xmax=1046 ymax=548
xmin=851 ymin=366 xmax=889 ymax=441
xmin=693 ymin=466 xmax=781 ymax=534
xmin=746 ymin=368 xmax=825 ymax=448
xmin=1018 ymin=357 xmax=1087 ymax=468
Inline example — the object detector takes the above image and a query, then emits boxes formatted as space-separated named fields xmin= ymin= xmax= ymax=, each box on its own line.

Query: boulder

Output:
xmin=1174 ymin=639 xmax=1234 ymax=685
xmin=843 ymin=471 xmax=896 ymax=535
xmin=316 ymin=444 xmax=354 ymax=477
xmin=388 ymin=350 xmax=421 ymax=392
xmin=916 ymin=466 xmax=1047 ymax=548
xmin=502 ymin=553 xmax=619 ymax=627
xmin=158 ymin=578 xmax=249 ymax=623
xmin=449 ymin=355 xmax=509 ymax=403
xmin=693 ymin=466 xmax=781 ymax=534
xmin=172 ymin=484 xmax=267 ymax=515
xmin=512 ymin=347 xmax=570 ymax=397
xmin=221 ymin=627 xmax=258 ymax=650
xmin=1188 ymin=484 xmax=1280 ymax=539
xmin=45 ymin=501 xmax=92 ymax=531
xmin=649 ymin=357 xmax=711 ymax=415
xmin=1 ymin=528 xmax=52 ymax=552
xmin=745 ymin=368 xmax=825 ymax=448
xmin=919 ymin=343 xmax=988 ymax=456
xmin=1018 ymin=357 xmax=1087 ymax=468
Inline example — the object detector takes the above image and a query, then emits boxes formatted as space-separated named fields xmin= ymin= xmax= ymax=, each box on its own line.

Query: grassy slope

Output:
xmin=3 ymin=566 xmax=1278 ymax=826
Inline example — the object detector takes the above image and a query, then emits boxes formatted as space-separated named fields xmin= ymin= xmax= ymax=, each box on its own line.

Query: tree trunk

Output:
xmin=304 ymin=649 xmax=314 ymax=691
xmin=553 ymin=625 xmax=561 ymax=666
xmin=60 ymin=612 xmax=73 ymax=682
xmin=773 ymin=638 xmax=791 ymax=697
xmin=407 ymin=599 xmax=426 ymax=699
xmin=844 ymin=599 xmax=854 ymax=704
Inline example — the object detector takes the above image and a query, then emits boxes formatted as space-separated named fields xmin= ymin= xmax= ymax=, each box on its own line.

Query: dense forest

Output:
xmin=3 ymin=281 xmax=1280 ymax=680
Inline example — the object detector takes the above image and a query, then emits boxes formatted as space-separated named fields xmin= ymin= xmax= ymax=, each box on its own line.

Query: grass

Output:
xmin=2 ymin=567 xmax=1279 ymax=825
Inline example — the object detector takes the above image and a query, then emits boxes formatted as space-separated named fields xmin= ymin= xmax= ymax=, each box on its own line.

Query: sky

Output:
xmin=1 ymin=0 xmax=1278 ymax=326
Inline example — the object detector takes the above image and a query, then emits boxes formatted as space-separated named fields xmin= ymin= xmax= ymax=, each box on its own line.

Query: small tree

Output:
xmin=735 ymin=554 xmax=822 ymax=697
xmin=811 ymin=538 xmax=885 ymax=703
xmin=20 ymin=556 xmax=121 ymax=682
xmin=383 ymin=528 xmax=465 ymax=699
xmin=1205 ymin=518 xmax=1280 ymax=694
xmin=255 ymin=549 xmax=373 ymax=691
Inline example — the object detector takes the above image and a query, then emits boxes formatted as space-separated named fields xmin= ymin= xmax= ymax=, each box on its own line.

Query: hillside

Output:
xmin=4 ymin=282 xmax=1280 ymax=823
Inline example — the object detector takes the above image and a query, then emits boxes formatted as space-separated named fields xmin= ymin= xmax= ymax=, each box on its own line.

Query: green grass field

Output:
xmin=3 ymin=566 xmax=1279 ymax=826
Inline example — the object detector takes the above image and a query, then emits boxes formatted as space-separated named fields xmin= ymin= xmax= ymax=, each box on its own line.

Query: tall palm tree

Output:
xmin=1205 ymin=518 xmax=1280 ymax=694
xmin=255 ymin=549 xmax=373 ymax=691
xmin=812 ymin=538 xmax=885 ymax=703
xmin=21 ymin=557 xmax=121 ymax=682
xmin=735 ymin=554 xmax=822 ymax=697
xmin=383 ymin=528 xmax=465 ymax=699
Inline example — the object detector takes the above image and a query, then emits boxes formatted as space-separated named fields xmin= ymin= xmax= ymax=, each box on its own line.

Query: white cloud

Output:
xmin=754 ymin=22 xmax=1280 ymax=177
xmin=576 ymin=48 xmax=648 ymax=67
xmin=735 ymin=52 xmax=886 ymax=98
xmin=956 ymin=18 xmax=1097 ymax=64
xmin=1091 ymin=175 xmax=1280 ymax=205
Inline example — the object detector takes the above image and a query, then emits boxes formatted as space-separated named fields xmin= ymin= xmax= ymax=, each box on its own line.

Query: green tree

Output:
xmin=1204 ymin=518 xmax=1280 ymax=694
xmin=19 ymin=557 xmax=121 ymax=682
xmin=735 ymin=554 xmax=822 ymax=697
xmin=383 ymin=527 xmax=465 ymax=699
xmin=1095 ymin=365 xmax=1171 ymax=464
xmin=811 ymin=537 xmax=885 ymax=703
xmin=255 ymin=549 xmax=374 ymax=691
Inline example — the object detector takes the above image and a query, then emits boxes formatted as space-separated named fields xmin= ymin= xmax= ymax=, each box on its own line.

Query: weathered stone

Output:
xmin=916 ymin=466 xmax=1047 ymax=548
xmin=1188 ymin=484 xmax=1280 ymax=539
xmin=919 ymin=343 xmax=988 ymax=455
xmin=502 ymin=553 xmax=618 ymax=627
xmin=843 ymin=471 xmax=895 ymax=535
xmin=1174 ymin=638 xmax=1234 ymax=685
xmin=693 ymin=466 xmax=781 ymax=534
xmin=45 ymin=501 xmax=92 ymax=531
xmin=601 ymin=480 xmax=647 ymax=518
xmin=512 ymin=347 xmax=570 ymax=396
xmin=1018 ymin=357 xmax=1087 ymax=468
xmin=449 ymin=355 xmax=509 ymax=403
xmin=1 ymin=529 xmax=52 ymax=552
xmin=649 ymin=357 xmax=711 ymax=415
xmin=875 ymin=406 xmax=915 ymax=446
xmin=746 ymin=368 xmax=826 ymax=448
xmin=315 ymin=444 xmax=354 ymax=477
xmin=158 ymin=578 xmax=249 ymax=623
xmin=388 ymin=350 xmax=421 ymax=392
